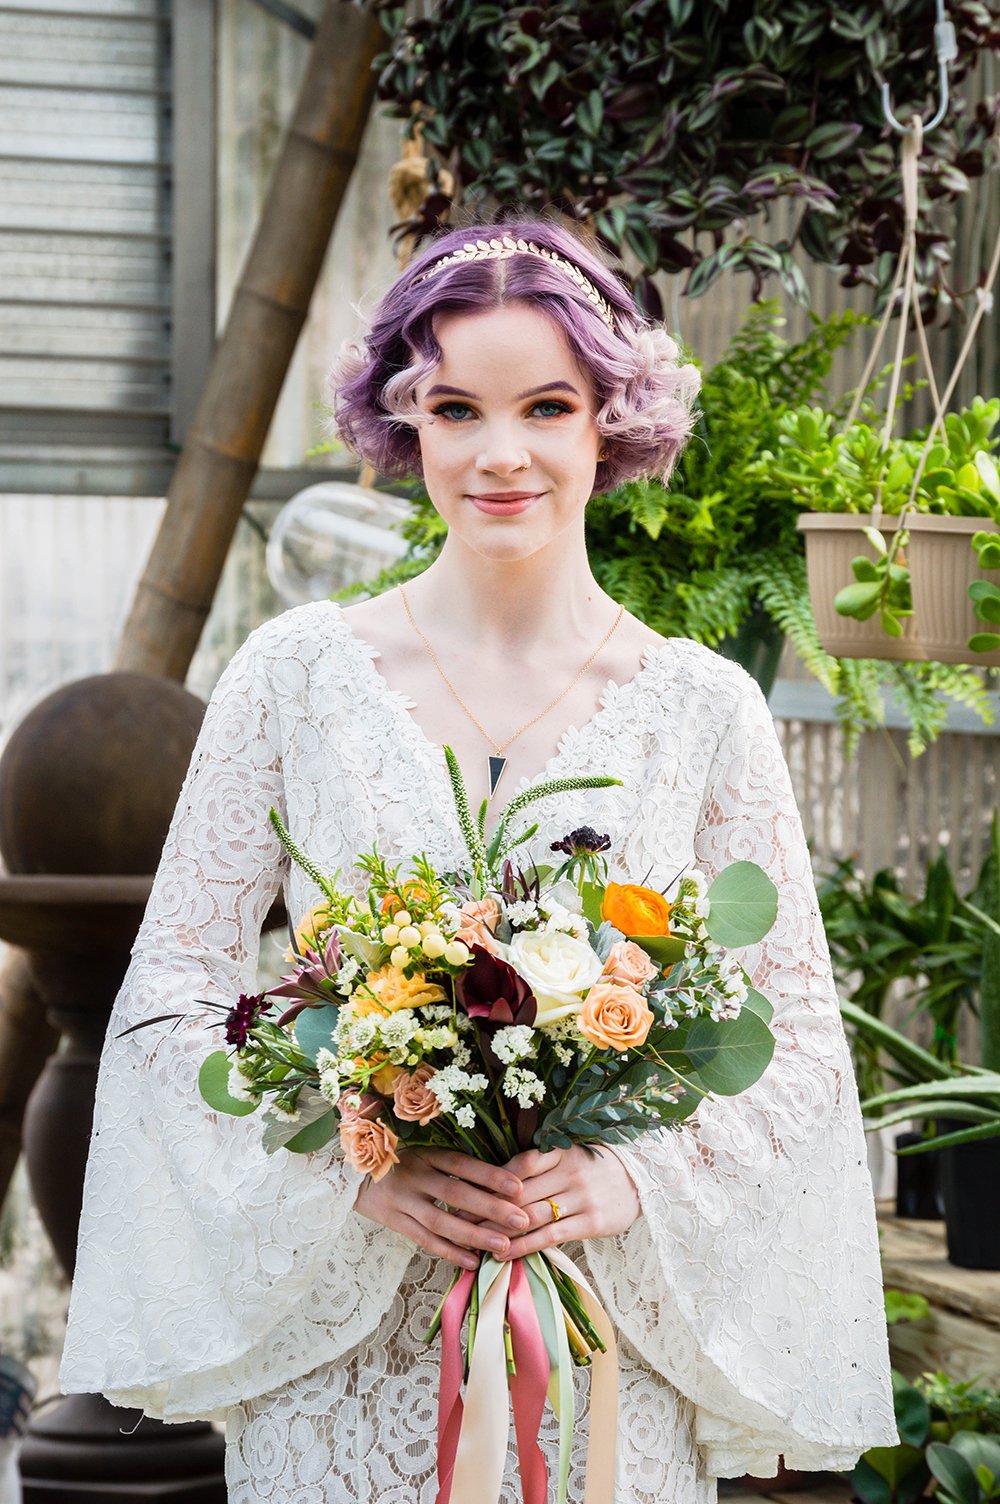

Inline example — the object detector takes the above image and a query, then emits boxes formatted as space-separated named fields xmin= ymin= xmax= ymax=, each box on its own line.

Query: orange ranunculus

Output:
xmin=370 ymin=1061 xmax=404 ymax=1095
xmin=380 ymin=880 xmax=432 ymax=916
xmin=600 ymin=881 xmax=671 ymax=937
xmin=579 ymin=981 xmax=654 ymax=1052
xmin=353 ymin=963 xmax=448 ymax=1017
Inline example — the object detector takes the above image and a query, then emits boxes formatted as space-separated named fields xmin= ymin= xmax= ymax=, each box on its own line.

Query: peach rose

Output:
xmin=354 ymin=963 xmax=449 ymax=1016
xmin=393 ymin=1063 xmax=443 ymax=1125
xmin=601 ymin=881 xmax=671 ymax=937
xmin=456 ymin=896 xmax=504 ymax=955
xmin=601 ymin=939 xmax=659 ymax=988
xmin=337 ymin=1090 xmax=382 ymax=1125
xmin=339 ymin=1114 xmax=400 ymax=1181
xmin=579 ymin=980 xmax=654 ymax=1052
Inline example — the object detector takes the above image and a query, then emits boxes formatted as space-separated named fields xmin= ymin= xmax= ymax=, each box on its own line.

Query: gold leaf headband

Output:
xmin=414 ymin=234 xmax=617 ymax=331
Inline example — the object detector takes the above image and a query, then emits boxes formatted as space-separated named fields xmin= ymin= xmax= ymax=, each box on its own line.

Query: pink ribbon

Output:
xmin=506 ymin=1258 xmax=552 ymax=1504
xmin=434 ymin=1266 xmax=476 ymax=1504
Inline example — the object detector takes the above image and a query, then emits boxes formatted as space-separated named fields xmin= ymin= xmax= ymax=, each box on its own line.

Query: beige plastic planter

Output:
xmin=797 ymin=513 xmax=925 ymax=661
xmin=906 ymin=514 xmax=1000 ymax=667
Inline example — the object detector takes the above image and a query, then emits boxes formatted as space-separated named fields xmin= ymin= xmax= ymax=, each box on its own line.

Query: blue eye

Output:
xmin=431 ymin=401 xmax=475 ymax=421
xmin=531 ymin=400 xmax=572 ymax=418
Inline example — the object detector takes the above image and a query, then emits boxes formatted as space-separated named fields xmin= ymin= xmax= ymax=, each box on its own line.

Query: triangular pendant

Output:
xmin=487 ymin=755 xmax=507 ymax=799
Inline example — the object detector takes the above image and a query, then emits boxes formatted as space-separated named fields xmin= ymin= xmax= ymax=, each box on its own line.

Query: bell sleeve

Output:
xmin=582 ymin=664 xmax=899 ymax=1477
xmin=59 ymin=619 xmax=415 ymax=1422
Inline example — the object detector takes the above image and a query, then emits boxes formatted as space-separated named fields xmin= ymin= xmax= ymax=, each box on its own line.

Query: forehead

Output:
xmin=429 ymin=302 xmax=590 ymax=385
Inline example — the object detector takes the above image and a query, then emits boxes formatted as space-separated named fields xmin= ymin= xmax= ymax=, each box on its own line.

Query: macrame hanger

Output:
xmin=356 ymin=112 xmax=454 ymax=493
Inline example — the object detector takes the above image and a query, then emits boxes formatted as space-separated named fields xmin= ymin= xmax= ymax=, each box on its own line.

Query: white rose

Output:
xmin=508 ymin=929 xmax=603 ymax=1027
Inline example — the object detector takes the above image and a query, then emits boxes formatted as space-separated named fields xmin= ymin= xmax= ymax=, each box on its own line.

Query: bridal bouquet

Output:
xmin=193 ymin=750 xmax=779 ymax=1504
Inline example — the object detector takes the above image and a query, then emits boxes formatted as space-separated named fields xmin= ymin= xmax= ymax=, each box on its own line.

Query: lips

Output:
xmin=467 ymin=491 xmax=539 ymax=501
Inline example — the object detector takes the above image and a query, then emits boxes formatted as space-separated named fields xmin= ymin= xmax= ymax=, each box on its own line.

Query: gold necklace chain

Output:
xmin=398 ymin=585 xmax=625 ymax=755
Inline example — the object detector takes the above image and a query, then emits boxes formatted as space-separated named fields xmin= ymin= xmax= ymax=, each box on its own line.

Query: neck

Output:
xmin=402 ymin=523 xmax=617 ymax=661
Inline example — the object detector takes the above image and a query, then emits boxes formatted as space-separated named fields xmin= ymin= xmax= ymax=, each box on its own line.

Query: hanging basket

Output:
xmin=797 ymin=513 xmax=925 ymax=661
xmin=906 ymin=515 xmax=1000 ymax=667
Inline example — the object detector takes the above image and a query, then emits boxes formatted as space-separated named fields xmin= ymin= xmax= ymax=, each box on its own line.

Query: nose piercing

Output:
xmin=514 ymin=458 xmax=530 ymax=471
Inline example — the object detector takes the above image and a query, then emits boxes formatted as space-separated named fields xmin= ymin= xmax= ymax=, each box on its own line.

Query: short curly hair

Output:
xmin=330 ymin=215 xmax=701 ymax=493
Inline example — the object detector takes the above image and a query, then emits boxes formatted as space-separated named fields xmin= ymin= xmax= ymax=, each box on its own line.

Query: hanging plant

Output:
xmin=371 ymin=0 xmax=1000 ymax=314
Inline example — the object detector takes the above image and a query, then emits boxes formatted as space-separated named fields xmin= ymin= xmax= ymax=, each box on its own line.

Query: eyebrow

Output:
xmin=423 ymin=380 xmax=581 ymax=400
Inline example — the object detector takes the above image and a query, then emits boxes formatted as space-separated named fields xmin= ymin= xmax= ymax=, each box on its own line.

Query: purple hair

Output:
xmin=330 ymin=217 xmax=701 ymax=492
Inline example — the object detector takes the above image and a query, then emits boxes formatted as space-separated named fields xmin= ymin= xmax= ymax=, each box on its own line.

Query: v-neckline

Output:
xmin=323 ymin=601 xmax=671 ymax=830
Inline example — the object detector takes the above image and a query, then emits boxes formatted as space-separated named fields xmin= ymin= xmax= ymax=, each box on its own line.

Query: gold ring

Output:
xmin=547 ymin=1198 xmax=562 ymax=1223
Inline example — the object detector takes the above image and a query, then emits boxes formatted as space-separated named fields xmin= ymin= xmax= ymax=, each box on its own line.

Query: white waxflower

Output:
xmin=506 ymin=898 xmax=540 ymax=927
xmin=427 ymin=1064 xmax=488 ymax=1114
xmin=455 ymin=1104 xmax=476 ymax=1129
xmin=492 ymin=1025 xmax=537 ymax=1064
xmin=227 ymin=1061 xmax=259 ymax=1103
xmin=501 ymin=1066 xmax=545 ymax=1109
xmin=553 ymin=1043 xmax=575 ymax=1066
xmin=381 ymin=1010 xmax=419 ymax=1047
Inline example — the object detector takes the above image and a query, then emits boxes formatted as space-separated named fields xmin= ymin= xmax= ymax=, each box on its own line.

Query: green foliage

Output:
xmin=821 ymin=841 xmax=995 ymax=1103
xmin=372 ymin=0 xmax=1000 ymax=314
xmin=850 ymin=1367 xmax=1000 ymax=1504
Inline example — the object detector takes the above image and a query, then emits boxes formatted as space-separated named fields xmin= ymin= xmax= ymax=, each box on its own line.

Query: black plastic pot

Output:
xmin=938 ymin=1118 xmax=1000 ymax=1269
xmin=894 ymin=1131 xmax=945 ymax=1220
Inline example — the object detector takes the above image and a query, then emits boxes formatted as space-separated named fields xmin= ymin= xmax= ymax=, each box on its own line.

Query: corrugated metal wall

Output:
xmin=0 ymin=0 xmax=172 ymax=480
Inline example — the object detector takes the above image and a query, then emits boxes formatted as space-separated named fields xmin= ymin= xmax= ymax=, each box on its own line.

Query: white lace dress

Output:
xmin=60 ymin=600 xmax=899 ymax=1503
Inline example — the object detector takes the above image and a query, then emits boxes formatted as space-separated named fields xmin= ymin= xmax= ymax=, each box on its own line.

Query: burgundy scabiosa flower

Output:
xmin=550 ymin=826 xmax=611 ymax=857
xmin=224 ymin=992 xmax=272 ymax=1048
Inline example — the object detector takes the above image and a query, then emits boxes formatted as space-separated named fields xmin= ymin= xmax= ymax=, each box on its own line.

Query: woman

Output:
xmin=61 ymin=218 xmax=898 ymax=1502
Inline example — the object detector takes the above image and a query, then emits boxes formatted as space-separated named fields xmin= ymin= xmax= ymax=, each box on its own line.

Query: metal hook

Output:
xmin=881 ymin=0 xmax=958 ymax=136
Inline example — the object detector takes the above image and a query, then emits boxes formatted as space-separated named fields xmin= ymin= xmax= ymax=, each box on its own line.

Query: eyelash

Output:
xmin=429 ymin=399 xmax=574 ymax=422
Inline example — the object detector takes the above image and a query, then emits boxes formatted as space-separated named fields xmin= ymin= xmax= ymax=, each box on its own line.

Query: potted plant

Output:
xmin=843 ymin=816 xmax=1000 ymax=1267
xmin=762 ymin=396 xmax=1000 ymax=665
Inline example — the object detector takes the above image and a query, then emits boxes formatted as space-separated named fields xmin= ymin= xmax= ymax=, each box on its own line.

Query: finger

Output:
xmin=395 ymin=1210 xmax=480 ymax=1270
xmin=415 ymin=1165 xmax=529 ymax=1230
xmin=497 ymin=1213 xmax=588 ymax=1262
xmin=422 ymin=1203 xmax=514 ymax=1258
xmin=502 ymin=1148 xmax=561 ymax=1181
xmin=415 ymin=1147 xmax=523 ymax=1199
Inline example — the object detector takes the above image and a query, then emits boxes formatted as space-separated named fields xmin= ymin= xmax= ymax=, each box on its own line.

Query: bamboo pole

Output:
xmin=114 ymin=0 xmax=382 ymax=679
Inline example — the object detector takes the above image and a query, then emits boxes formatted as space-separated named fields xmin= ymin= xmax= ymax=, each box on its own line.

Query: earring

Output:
xmin=598 ymin=447 xmax=609 ymax=461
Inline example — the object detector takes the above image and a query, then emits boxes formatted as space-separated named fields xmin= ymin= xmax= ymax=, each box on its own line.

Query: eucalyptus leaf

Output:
xmin=704 ymin=861 xmax=778 ymax=946
xmin=294 ymin=1003 xmax=341 ymax=1065
xmin=284 ymin=1108 xmax=338 ymax=1154
xmin=262 ymin=1086 xmax=333 ymax=1154
xmin=629 ymin=933 xmax=687 ymax=966
xmin=199 ymin=1049 xmax=258 ymax=1117
xmin=681 ymin=1007 xmax=775 ymax=1094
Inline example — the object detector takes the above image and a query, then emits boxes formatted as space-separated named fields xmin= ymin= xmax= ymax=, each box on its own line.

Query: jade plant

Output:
xmin=852 ymin=1358 xmax=1000 ymax=1504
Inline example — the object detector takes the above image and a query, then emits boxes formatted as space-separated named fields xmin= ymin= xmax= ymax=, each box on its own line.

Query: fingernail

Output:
xmin=489 ymin=1236 xmax=508 ymax=1253
xmin=503 ymin=1178 xmax=521 ymax=1197
xmin=508 ymin=1212 xmax=529 ymax=1229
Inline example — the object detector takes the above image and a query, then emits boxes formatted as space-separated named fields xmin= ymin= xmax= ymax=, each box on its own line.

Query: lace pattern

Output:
xmin=61 ymin=600 xmax=898 ymax=1496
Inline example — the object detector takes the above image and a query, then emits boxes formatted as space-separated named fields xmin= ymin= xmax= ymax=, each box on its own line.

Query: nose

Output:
xmin=475 ymin=424 xmax=530 ymax=476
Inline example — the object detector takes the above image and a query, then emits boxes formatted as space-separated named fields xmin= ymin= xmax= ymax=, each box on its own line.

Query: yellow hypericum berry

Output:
xmin=390 ymin=945 xmax=410 ymax=968
xmin=393 ymin=910 xmax=412 ymax=928
xmin=421 ymin=931 xmax=447 ymax=958
xmin=382 ymin=923 xmax=400 ymax=945
xmin=418 ymin=919 xmax=437 ymax=936
xmin=398 ymin=925 xmax=421 ymax=948
xmin=444 ymin=940 xmax=470 ymax=967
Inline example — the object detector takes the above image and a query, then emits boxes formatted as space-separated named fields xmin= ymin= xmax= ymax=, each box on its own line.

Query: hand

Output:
xmin=490 ymin=1146 xmax=641 ymax=1260
xmin=353 ymin=1146 xmax=530 ymax=1270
